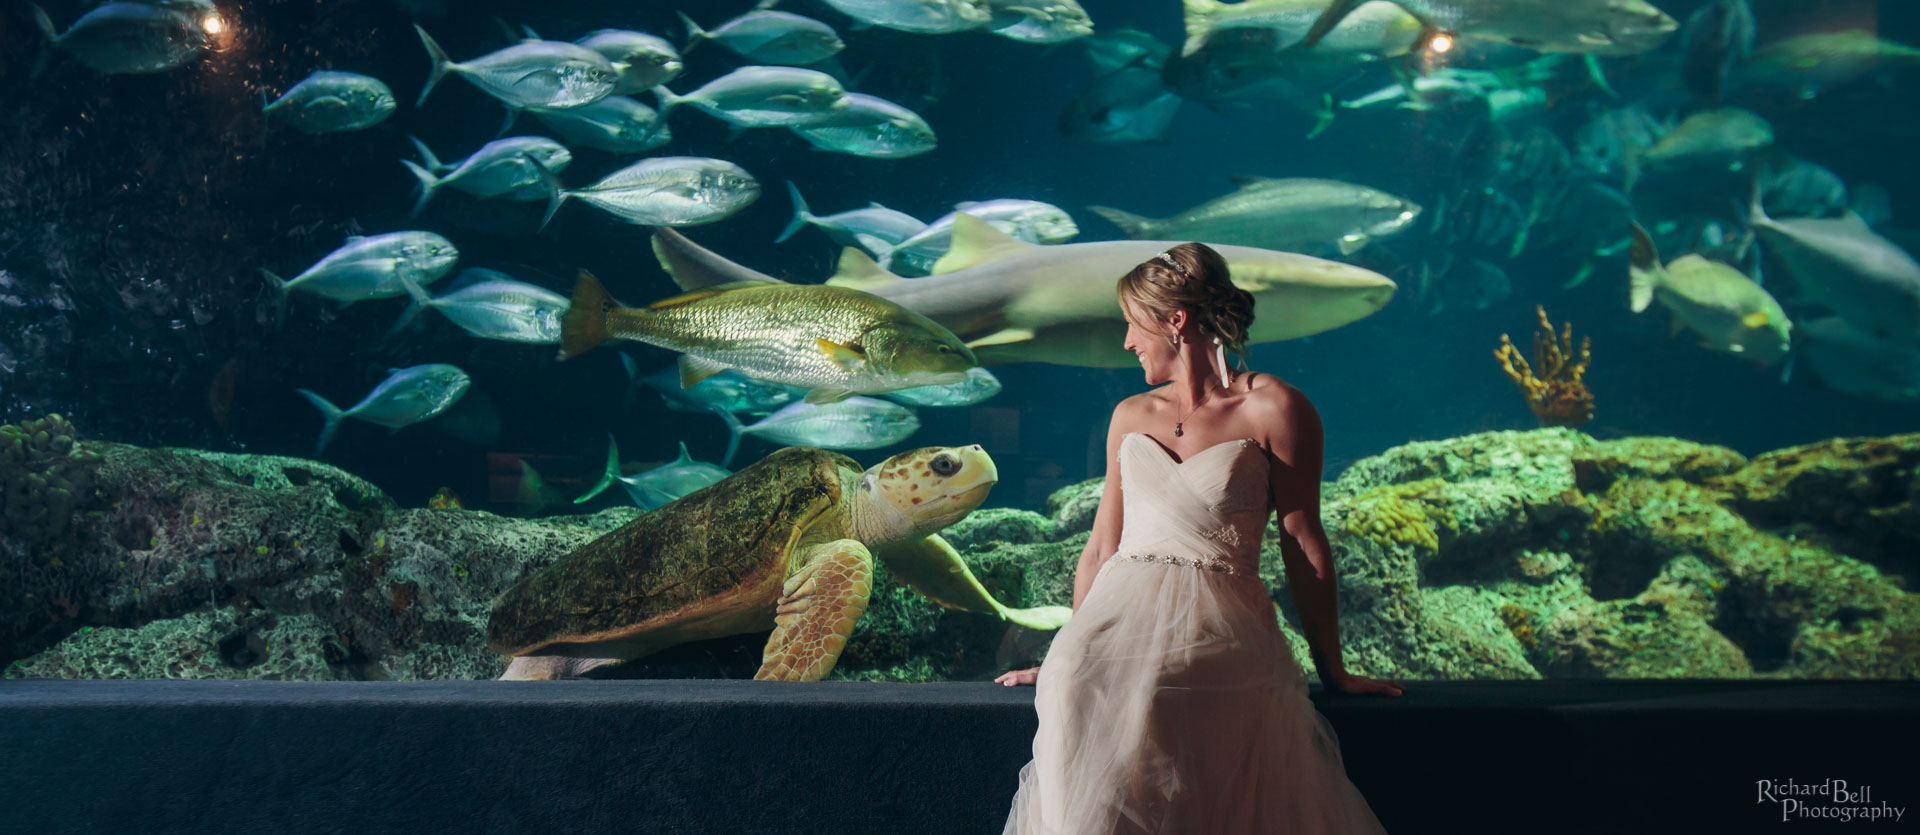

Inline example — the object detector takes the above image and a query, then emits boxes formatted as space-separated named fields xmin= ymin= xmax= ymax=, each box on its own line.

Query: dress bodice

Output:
xmin=1109 ymin=431 xmax=1271 ymax=577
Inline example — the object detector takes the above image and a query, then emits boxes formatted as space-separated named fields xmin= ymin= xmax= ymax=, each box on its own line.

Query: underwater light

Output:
xmin=1428 ymin=33 xmax=1454 ymax=54
xmin=202 ymin=15 xmax=224 ymax=35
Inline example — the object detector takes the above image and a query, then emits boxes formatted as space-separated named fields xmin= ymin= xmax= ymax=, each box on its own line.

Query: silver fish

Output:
xmin=260 ymin=232 xmax=459 ymax=316
xmin=816 ymin=0 xmax=993 ymax=34
xmin=654 ymin=66 xmax=850 ymax=128
xmin=1297 ymin=0 xmax=1677 ymax=56
xmin=576 ymin=436 xmax=730 ymax=509
xmin=574 ymin=29 xmax=684 ymax=95
xmin=1762 ymin=158 xmax=1849 ymax=220
xmin=404 ymin=136 xmax=572 ymax=217
xmin=718 ymin=397 xmax=920 ymax=459
xmin=1091 ymin=177 xmax=1419 ymax=257
xmin=989 ymin=0 xmax=1094 ymax=43
xmin=789 ymin=92 xmax=936 ymax=158
xmin=1084 ymin=27 xmax=1170 ymax=74
xmin=1058 ymin=63 xmax=1183 ymax=145
xmin=1635 ymin=107 xmax=1772 ymax=178
xmin=880 ymin=366 xmax=1003 ymax=406
xmin=1750 ymin=188 xmax=1920 ymax=349
xmin=1799 ymin=316 xmax=1920 ymax=402
xmin=549 ymin=156 xmax=760 ymax=228
xmin=29 ymin=2 xmax=207 ymax=76
xmin=637 ymin=364 xmax=799 ymax=417
xmin=679 ymin=10 xmax=844 ymax=65
xmin=1628 ymin=222 xmax=1791 ymax=366
xmin=263 ymin=71 xmax=397 ymax=134
xmin=416 ymin=26 xmax=618 ymax=108
xmin=777 ymin=183 xmax=928 ymax=253
xmin=882 ymin=199 xmax=1079 ymax=274
xmin=392 ymin=268 xmax=570 ymax=343
xmin=296 ymin=364 xmax=472 ymax=454
xmin=528 ymin=96 xmax=671 ymax=154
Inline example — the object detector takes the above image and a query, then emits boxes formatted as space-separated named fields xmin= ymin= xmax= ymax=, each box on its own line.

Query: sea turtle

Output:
xmin=488 ymin=443 xmax=1071 ymax=680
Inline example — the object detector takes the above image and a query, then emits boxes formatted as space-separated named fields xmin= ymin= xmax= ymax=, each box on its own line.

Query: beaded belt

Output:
xmin=1106 ymin=552 xmax=1247 ymax=576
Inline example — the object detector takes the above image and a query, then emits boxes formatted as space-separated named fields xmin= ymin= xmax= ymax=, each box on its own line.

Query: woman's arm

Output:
xmin=1261 ymin=383 xmax=1403 ymax=696
xmin=1073 ymin=408 xmax=1130 ymax=611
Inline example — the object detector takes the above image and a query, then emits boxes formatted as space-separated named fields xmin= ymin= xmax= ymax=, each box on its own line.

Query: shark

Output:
xmin=649 ymin=213 xmax=1397 ymax=368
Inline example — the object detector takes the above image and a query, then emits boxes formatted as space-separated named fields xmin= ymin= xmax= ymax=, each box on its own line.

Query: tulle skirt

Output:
xmin=1002 ymin=556 xmax=1388 ymax=835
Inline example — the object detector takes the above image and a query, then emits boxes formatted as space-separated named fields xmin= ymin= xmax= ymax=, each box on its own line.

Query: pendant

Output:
xmin=1174 ymin=423 xmax=1184 ymax=437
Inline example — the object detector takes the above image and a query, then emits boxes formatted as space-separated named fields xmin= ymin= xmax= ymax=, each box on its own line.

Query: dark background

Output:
xmin=1 ymin=0 xmax=1916 ymax=515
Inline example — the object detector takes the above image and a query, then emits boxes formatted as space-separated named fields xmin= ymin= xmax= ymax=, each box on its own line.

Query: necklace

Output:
xmin=1172 ymin=376 xmax=1222 ymax=437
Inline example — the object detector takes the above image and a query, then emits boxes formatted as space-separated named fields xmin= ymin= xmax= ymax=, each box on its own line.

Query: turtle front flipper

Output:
xmin=756 ymin=538 xmax=874 ymax=682
xmin=874 ymin=534 xmax=1072 ymax=631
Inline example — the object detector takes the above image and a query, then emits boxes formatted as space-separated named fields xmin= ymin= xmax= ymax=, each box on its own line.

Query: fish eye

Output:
xmin=930 ymin=454 xmax=959 ymax=476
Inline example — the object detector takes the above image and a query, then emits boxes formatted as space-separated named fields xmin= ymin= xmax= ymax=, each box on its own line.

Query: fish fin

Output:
xmin=1778 ymin=351 xmax=1794 ymax=385
xmin=574 ymin=433 xmax=622 ymax=504
xmin=28 ymin=3 xmax=55 ymax=79
xmin=1295 ymin=0 xmax=1366 ymax=51
xmin=1742 ymin=311 xmax=1770 ymax=329
xmin=1336 ymin=234 xmax=1368 ymax=256
xmin=259 ymin=268 xmax=291 ymax=329
xmin=816 ymin=338 xmax=866 ymax=371
xmin=803 ymin=387 xmax=855 ymax=404
xmin=675 ymin=11 xmax=707 ymax=54
xmin=1179 ymin=0 xmax=1224 ymax=57
xmin=523 ymin=151 xmax=567 ymax=231
xmin=1306 ymin=94 xmax=1336 ymax=139
xmin=414 ymin=25 xmax=453 ymax=107
xmin=401 ymin=159 xmax=441 ymax=219
xmin=777 ymin=181 xmax=812 ymax=244
xmin=493 ymin=104 xmax=519 ymax=140
xmin=648 ymin=280 xmax=765 ymax=310
xmin=387 ymin=272 xmax=436 ymax=335
xmin=652 ymin=85 xmax=685 ymax=115
xmin=558 ymin=270 xmax=620 ymax=361
xmin=964 ymin=328 xmax=1035 ymax=348
xmin=1627 ymin=221 xmax=1660 ymax=313
xmin=678 ymin=354 xmax=730 ymax=388
xmin=651 ymin=228 xmax=785 ymax=292
xmin=673 ymin=441 xmax=693 ymax=464
xmin=296 ymin=389 xmax=348 ymax=455
xmin=826 ymin=247 xmax=902 ymax=290
xmin=932 ymin=213 xmax=1035 ymax=274
xmin=1087 ymin=205 xmax=1151 ymax=238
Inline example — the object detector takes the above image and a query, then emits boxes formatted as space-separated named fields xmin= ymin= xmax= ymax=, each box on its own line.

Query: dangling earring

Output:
xmin=1212 ymin=336 xmax=1229 ymax=388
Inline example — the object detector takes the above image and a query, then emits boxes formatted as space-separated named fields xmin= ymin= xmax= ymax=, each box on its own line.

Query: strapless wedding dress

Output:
xmin=1002 ymin=432 xmax=1388 ymax=834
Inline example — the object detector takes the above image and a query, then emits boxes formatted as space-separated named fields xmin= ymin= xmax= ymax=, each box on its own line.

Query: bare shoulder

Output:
xmin=1109 ymin=389 xmax=1160 ymax=434
xmin=1239 ymin=372 xmax=1313 ymax=417
xmin=1238 ymin=372 xmax=1322 ymax=454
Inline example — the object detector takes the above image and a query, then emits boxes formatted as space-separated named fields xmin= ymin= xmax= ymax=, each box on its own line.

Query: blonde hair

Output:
xmin=1116 ymin=242 xmax=1255 ymax=369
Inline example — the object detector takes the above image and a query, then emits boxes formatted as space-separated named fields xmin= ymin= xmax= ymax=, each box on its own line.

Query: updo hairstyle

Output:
xmin=1116 ymin=242 xmax=1255 ymax=364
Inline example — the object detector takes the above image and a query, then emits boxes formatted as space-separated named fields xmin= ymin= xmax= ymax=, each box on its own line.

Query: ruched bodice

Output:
xmin=1109 ymin=432 xmax=1270 ymax=577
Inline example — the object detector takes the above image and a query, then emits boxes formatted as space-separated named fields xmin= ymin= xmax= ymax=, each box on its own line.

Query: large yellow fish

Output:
xmin=559 ymin=270 xmax=976 ymax=404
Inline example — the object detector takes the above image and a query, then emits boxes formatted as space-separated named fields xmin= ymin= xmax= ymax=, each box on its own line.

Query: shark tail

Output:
xmin=1088 ymin=205 xmax=1152 ymax=239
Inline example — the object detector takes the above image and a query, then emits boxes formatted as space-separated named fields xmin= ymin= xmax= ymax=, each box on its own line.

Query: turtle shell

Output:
xmin=487 ymin=445 xmax=860 ymax=657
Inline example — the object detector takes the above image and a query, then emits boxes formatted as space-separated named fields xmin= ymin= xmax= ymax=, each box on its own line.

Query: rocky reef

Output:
xmin=5 ymin=421 xmax=1916 ymax=682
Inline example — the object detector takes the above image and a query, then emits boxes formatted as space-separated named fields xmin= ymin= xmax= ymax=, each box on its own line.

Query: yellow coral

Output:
xmin=1499 ymin=603 xmax=1539 ymax=648
xmin=1495 ymin=305 xmax=1594 ymax=428
xmin=1344 ymin=478 xmax=1453 ymax=551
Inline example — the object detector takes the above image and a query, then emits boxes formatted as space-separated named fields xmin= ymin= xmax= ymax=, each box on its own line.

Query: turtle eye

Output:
xmin=930 ymin=454 xmax=958 ymax=476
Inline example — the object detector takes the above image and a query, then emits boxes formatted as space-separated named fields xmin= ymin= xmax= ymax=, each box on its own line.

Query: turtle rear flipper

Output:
xmin=756 ymin=539 xmax=874 ymax=681
xmin=498 ymin=654 xmax=624 ymax=681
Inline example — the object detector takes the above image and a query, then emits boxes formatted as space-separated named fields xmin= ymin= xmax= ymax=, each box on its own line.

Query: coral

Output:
xmin=1495 ymin=305 xmax=1594 ymax=428
xmin=0 ymin=414 xmax=103 ymax=542
xmin=1341 ymin=477 xmax=1455 ymax=552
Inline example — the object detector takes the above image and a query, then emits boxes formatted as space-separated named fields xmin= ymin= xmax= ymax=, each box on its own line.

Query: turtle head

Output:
xmin=853 ymin=444 xmax=997 ymax=543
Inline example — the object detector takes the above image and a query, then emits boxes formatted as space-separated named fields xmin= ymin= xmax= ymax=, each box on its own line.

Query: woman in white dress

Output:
xmin=996 ymin=243 xmax=1404 ymax=834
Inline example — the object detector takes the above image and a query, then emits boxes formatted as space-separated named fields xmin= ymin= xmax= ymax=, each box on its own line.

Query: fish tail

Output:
xmin=558 ymin=270 xmax=620 ymax=361
xmin=1626 ymin=221 xmax=1660 ymax=314
xmin=28 ymin=2 xmax=56 ymax=78
xmin=1179 ymin=0 xmax=1222 ymax=57
xmin=1088 ymin=205 xmax=1150 ymax=239
xmin=414 ymin=24 xmax=452 ymax=107
xmin=715 ymin=406 xmax=745 ymax=469
xmin=776 ymin=181 xmax=813 ymax=243
xmin=493 ymin=103 xmax=519 ymax=140
xmin=675 ymin=11 xmax=706 ymax=54
xmin=524 ymin=151 xmax=569 ymax=231
xmin=296 ymin=388 xmax=347 ymax=455
xmin=388 ymin=272 xmax=436 ymax=335
xmin=258 ymin=268 xmax=291 ymax=329
xmin=401 ymin=159 xmax=441 ymax=219
xmin=651 ymin=85 xmax=685 ymax=115
xmin=574 ymin=433 xmax=622 ymax=504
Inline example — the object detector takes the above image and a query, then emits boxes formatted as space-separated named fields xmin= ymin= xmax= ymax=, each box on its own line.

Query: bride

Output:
xmin=996 ymin=242 xmax=1404 ymax=834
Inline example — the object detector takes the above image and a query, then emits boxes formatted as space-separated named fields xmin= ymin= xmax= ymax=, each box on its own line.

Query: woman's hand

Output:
xmin=995 ymin=667 xmax=1041 ymax=687
xmin=1326 ymin=671 xmax=1405 ymax=696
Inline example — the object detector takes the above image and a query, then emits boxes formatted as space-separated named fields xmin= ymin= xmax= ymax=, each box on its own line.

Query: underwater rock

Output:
xmin=1045 ymin=476 xmax=1104 ymax=537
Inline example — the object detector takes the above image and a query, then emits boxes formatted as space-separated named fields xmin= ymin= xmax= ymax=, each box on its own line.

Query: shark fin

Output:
xmin=647 ymin=280 xmax=766 ymax=310
xmin=826 ymin=247 xmax=902 ymax=290
xmin=650 ymin=227 xmax=783 ymax=293
xmin=932 ymin=213 xmax=1036 ymax=275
